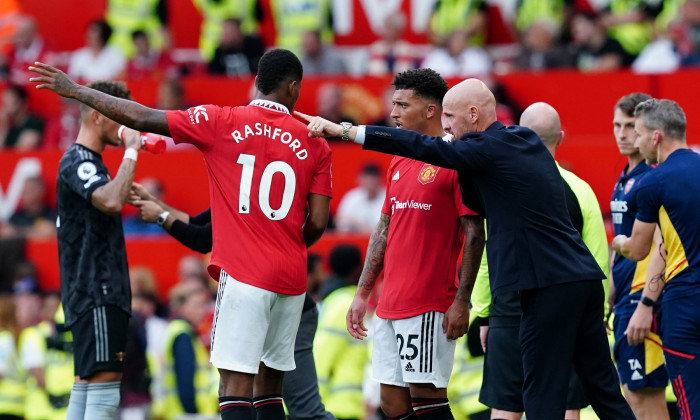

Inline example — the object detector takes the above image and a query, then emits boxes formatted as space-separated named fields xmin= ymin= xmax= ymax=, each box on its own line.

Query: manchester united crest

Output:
xmin=418 ymin=164 xmax=439 ymax=185
xmin=624 ymin=178 xmax=635 ymax=194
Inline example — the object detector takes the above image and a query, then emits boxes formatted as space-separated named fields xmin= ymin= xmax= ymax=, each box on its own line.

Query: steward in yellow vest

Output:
xmin=270 ymin=0 xmax=332 ymax=56
xmin=193 ymin=0 xmax=261 ymax=61
xmin=314 ymin=285 xmax=369 ymax=419
xmin=0 ymin=294 xmax=26 ymax=419
xmin=106 ymin=0 xmax=166 ymax=58
xmin=161 ymin=283 xmax=218 ymax=420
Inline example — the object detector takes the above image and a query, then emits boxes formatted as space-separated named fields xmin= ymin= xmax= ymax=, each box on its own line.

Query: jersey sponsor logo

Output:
xmin=624 ymin=178 xmax=636 ymax=194
xmin=392 ymin=170 xmax=400 ymax=181
xmin=187 ymin=106 xmax=209 ymax=124
xmin=610 ymin=199 xmax=628 ymax=225
xmin=418 ymin=164 xmax=439 ymax=185
xmin=390 ymin=196 xmax=433 ymax=214
xmin=77 ymin=162 xmax=98 ymax=181
xmin=188 ymin=106 xmax=209 ymax=124
xmin=231 ymin=123 xmax=308 ymax=160
xmin=404 ymin=362 xmax=415 ymax=372
xmin=631 ymin=370 xmax=643 ymax=380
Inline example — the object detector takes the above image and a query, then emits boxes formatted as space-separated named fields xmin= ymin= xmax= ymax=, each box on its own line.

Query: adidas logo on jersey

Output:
xmin=405 ymin=362 xmax=415 ymax=372
xmin=392 ymin=171 xmax=400 ymax=181
xmin=631 ymin=370 xmax=643 ymax=380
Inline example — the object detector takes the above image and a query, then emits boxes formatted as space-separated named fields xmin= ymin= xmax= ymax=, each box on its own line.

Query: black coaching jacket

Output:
xmin=361 ymin=121 xmax=605 ymax=297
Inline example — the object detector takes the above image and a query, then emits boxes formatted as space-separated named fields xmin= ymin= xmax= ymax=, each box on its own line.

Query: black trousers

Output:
xmin=519 ymin=280 xmax=635 ymax=420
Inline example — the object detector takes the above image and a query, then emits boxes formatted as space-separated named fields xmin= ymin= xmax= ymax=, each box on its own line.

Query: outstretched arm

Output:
xmin=131 ymin=182 xmax=190 ymax=222
xmin=29 ymin=62 xmax=170 ymax=136
xmin=294 ymin=111 xmax=486 ymax=172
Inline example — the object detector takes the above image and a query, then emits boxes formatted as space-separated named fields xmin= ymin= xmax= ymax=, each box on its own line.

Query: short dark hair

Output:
xmin=634 ymin=99 xmax=686 ymax=141
xmin=329 ymin=244 xmax=362 ymax=277
xmin=81 ymin=81 xmax=132 ymax=115
xmin=255 ymin=49 xmax=303 ymax=95
xmin=89 ymin=20 xmax=113 ymax=46
xmin=392 ymin=68 xmax=448 ymax=107
xmin=615 ymin=92 xmax=652 ymax=117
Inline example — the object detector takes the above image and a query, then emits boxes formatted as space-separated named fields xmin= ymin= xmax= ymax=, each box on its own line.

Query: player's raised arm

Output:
xmin=90 ymin=126 xmax=141 ymax=215
xmin=29 ymin=62 xmax=170 ymax=136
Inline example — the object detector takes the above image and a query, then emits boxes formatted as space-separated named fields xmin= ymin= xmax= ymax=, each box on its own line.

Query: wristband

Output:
xmin=640 ymin=296 xmax=656 ymax=307
xmin=123 ymin=148 xmax=138 ymax=162
xmin=117 ymin=125 xmax=126 ymax=141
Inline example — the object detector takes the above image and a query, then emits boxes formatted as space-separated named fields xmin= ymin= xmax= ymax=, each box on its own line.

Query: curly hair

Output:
xmin=392 ymin=68 xmax=448 ymax=106
xmin=255 ymin=49 xmax=303 ymax=95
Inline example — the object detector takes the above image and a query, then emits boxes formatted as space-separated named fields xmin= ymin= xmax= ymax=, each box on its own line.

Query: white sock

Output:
xmin=65 ymin=382 xmax=88 ymax=420
xmin=85 ymin=381 xmax=121 ymax=420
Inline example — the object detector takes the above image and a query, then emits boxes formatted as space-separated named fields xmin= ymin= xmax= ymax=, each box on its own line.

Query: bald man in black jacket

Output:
xmin=297 ymin=79 xmax=635 ymax=420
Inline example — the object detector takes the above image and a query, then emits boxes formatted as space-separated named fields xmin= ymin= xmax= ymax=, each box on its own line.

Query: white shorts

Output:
xmin=372 ymin=312 xmax=456 ymax=388
xmin=210 ymin=271 xmax=305 ymax=374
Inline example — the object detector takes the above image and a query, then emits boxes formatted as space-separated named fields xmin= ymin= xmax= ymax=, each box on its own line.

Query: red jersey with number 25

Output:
xmin=166 ymin=100 xmax=333 ymax=295
xmin=378 ymin=156 xmax=476 ymax=319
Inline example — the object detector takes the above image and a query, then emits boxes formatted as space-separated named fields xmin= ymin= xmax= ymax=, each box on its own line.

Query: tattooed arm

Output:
xmin=91 ymin=127 xmax=142 ymax=215
xmin=625 ymin=226 xmax=666 ymax=346
xmin=358 ymin=213 xmax=391 ymax=297
xmin=443 ymin=215 xmax=486 ymax=340
xmin=29 ymin=62 xmax=170 ymax=135
xmin=346 ymin=213 xmax=390 ymax=340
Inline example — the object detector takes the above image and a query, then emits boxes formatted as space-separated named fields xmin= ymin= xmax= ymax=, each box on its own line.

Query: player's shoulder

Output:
xmin=305 ymin=131 xmax=332 ymax=155
xmin=60 ymin=144 xmax=92 ymax=167
xmin=635 ymin=167 xmax=662 ymax=192
xmin=558 ymin=165 xmax=591 ymax=189
xmin=560 ymin=167 xmax=598 ymax=202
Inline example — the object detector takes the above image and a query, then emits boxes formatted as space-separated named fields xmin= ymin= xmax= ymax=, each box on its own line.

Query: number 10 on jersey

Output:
xmin=237 ymin=153 xmax=297 ymax=221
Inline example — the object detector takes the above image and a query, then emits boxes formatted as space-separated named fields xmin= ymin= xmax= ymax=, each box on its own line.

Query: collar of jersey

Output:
xmin=249 ymin=99 xmax=290 ymax=115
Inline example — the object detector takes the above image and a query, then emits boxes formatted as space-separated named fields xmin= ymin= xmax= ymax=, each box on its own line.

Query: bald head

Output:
xmin=520 ymin=102 xmax=563 ymax=156
xmin=447 ymin=79 xmax=497 ymax=115
xmin=442 ymin=78 xmax=497 ymax=138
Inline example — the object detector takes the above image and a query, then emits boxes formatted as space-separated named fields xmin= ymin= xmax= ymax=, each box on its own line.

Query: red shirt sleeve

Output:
xmin=452 ymin=171 xmax=478 ymax=216
xmin=309 ymin=139 xmax=333 ymax=198
xmin=381 ymin=160 xmax=395 ymax=215
xmin=165 ymin=105 xmax=222 ymax=151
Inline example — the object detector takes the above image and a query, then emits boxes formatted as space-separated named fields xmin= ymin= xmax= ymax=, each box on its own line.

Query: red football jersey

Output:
xmin=166 ymin=100 xmax=333 ymax=295
xmin=377 ymin=156 xmax=476 ymax=319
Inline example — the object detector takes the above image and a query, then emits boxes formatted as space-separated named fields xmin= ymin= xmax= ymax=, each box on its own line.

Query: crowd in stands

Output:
xmin=1 ymin=0 xmax=699 ymax=81
xmin=0 ymin=0 xmax=698 ymax=152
